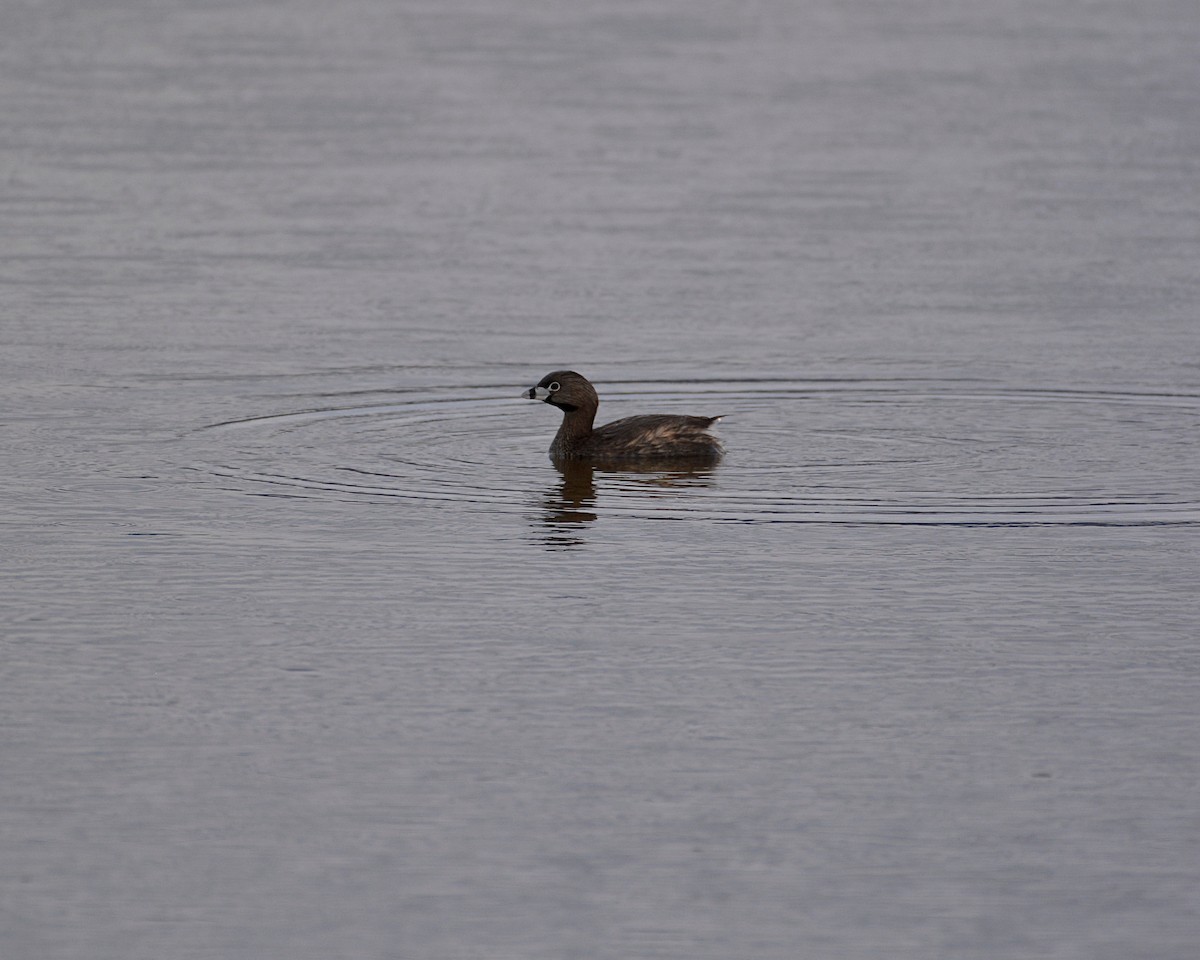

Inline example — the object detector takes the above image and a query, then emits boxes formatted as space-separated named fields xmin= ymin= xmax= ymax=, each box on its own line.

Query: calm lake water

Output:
xmin=4 ymin=1 xmax=1200 ymax=958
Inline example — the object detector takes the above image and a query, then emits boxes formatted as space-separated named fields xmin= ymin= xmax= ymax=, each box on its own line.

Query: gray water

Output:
xmin=4 ymin=1 xmax=1200 ymax=958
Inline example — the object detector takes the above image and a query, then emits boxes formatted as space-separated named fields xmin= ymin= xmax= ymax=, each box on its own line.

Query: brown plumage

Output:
xmin=523 ymin=370 xmax=724 ymax=463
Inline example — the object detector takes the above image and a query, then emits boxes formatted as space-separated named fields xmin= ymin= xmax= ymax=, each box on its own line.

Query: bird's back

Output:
xmin=582 ymin=414 xmax=724 ymax=461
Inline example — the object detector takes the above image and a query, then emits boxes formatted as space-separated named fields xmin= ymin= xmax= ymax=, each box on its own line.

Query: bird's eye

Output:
xmin=548 ymin=381 xmax=560 ymax=392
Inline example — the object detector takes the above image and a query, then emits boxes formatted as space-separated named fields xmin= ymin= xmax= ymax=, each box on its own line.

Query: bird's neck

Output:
xmin=552 ymin=403 xmax=597 ymax=455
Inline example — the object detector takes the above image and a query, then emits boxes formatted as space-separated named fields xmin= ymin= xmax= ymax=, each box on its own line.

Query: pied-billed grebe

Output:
xmin=523 ymin=370 xmax=724 ymax=462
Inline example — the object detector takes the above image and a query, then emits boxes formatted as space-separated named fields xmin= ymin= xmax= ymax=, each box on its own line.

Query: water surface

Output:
xmin=3 ymin=2 xmax=1199 ymax=958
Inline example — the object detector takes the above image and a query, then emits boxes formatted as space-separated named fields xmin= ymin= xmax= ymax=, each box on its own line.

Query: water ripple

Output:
xmin=195 ymin=379 xmax=1200 ymax=526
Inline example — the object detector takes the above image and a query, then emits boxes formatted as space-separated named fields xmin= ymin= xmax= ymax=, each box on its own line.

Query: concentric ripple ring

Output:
xmin=193 ymin=379 xmax=1200 ymax=526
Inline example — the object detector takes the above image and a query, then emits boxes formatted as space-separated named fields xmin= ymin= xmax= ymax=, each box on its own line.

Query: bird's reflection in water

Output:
xmin=536 ymin=457 xmax=718 ymax=549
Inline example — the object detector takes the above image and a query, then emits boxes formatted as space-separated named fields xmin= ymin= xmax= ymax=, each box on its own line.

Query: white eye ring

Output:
xmin=548 ymin=381 xmax=560 ymax=392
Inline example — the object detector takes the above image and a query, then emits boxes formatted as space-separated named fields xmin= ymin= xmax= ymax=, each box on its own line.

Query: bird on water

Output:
xmin=523 ymin=370 xmax=723 ymax=463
